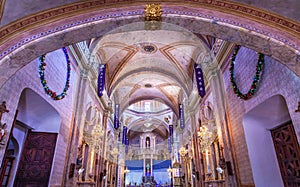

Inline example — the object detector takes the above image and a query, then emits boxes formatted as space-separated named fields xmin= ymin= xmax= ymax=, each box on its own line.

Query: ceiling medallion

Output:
xmin=145 ymin=3 xmax=162 ymax=21
xmin=140 ymin=43 xmax=157 ymax=54
xmin=144 ymin=45 xmax=155 ymax=53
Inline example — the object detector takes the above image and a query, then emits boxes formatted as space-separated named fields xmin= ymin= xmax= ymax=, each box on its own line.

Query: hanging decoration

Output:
xmin=194 ymin=63 xmax=206 ymax=98
xmin=122 ymin=126 xmax=127 ymax=144
xmin=98 ymin=64 xmax=106 ymax=97
xmin=168 ymin=137 xmax=172 ymax=153
xmin=229 ymin=45 xmax=265 ymax=100
xmin=38 ymin=47 xmax=71 ymax=100
xmin=114 ymin=104 xmax=120 ymax=129
xmin=179 ymin=104 xmax=185 ymax=129
xmin=169 ymin=125 xmax=173 ymax=143
xmin=125 ymin=138 xmax=129 ymax=154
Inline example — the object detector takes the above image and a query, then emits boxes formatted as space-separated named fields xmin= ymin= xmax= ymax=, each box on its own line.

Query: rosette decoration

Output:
xmin=38 ymin=47 xmax=71 ymax=100
xmin=230 ymin=45 xmax=265 ymax=100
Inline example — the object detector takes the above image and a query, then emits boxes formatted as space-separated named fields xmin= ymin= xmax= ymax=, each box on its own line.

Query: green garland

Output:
xmin=229 ymin=45 xmax=265 ymax=100
xmin=38 ymin=47 xmax=71 ymax=100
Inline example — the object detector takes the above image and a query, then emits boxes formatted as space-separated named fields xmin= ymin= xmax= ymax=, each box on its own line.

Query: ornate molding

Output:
xmin=0 ymin=0 xmax=5 ymax=22
xmin=0 ymin=0 xmax=299 ymax=82
xmin=0 ymin=0 xmax=300 ymax=65
xmin=202 ymin=0 xmax=299 ymax=33
xmin=0 ymin=0 xmax=298 ymax=44
xmin=0 ymin=101 xmax=9 ymax=147
xmin=145 ymin=3 xmax=162 ymax=21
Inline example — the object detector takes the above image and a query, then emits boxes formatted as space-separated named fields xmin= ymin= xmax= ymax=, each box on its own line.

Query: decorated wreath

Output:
xmin=38 ymin=47 xmax=71 ymax=100
xmin=229 ymin=45 xmax=265 ymax=100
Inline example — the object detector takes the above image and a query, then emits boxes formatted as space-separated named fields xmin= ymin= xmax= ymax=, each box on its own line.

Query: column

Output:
xmin=150 ymin=157 xmax=153 ymax=176
xmin=153 ymin=136 xmax=156 ymax=152
xmin=200 ymin=55 xmax=238 ymax=187
xmin=63 ymin=68 xmax=89 ymax=186
xmin=100 ymin=111 xmax=110 ymax=187
xmin=140 ymin=137 xmax=143 ymax=149
xmin=143 ymin=157 xmax=146 ymax=176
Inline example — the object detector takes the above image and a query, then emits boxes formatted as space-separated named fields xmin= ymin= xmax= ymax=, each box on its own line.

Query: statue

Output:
xmin=0 ymin=101 xmax=9 ymax=146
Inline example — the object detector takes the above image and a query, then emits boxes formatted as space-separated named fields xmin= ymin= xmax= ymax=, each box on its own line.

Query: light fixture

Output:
xmin=144 ymin=83 xmax=153 ymax=88
xmin=112 ymin=148 xmax=118 ymax=155
xmin=216 ymin=167 xmax=223 ymax=174
xmin=179 ymin=147 xmax=188 ymax=157
xmin=197 ymin=124 xmax=215 ymax=152
xmin=124 ymin=167 xmax=130 ymax=174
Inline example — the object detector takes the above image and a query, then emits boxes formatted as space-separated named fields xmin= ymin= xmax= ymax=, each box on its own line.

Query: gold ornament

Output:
xmin=145 ymin=3 xmax=162 ymax=21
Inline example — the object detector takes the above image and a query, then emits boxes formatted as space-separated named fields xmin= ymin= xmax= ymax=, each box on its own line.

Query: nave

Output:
xmin=0 ymin=1 xmax=299 ymax=187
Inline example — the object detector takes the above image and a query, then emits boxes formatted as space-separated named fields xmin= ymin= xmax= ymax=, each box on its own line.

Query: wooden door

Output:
xmin=0 ymin=157 xmax=14 ymax=187
xmin=271 ymin=122 xmax=300 ymax=187
xmin=14 ymin=131 xmax=57 ymax=187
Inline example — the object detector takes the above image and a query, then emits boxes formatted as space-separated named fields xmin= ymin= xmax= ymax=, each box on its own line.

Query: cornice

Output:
xmin=0 ymin=0 xmax=298 ymax=43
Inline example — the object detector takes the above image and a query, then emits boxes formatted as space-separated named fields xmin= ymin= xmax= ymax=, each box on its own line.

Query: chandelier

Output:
xmin=197 ymin=104 xmax=217 ymax=152
xmin=112 ymin=148 xmax=119 ymax=155
xmin=90 ymin=124 xmax=104 ymax=151
xmin=197 ymin=124 xmax=217 ymax=152
xmin=179 ymin=147 xmax=188 ymax=157
xmin=124 ymin=167 xmax=130 ymax=174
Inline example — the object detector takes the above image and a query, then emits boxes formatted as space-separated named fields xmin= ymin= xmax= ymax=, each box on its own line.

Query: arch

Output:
xmin=123 ymin=95 xmax=178 ymax=117
xmin=145 ymin=137 xmax=150 ymax=148
xmin=0 ymin=2 xmax=299 ymax=90
xmin=7 ymin=137 xmax=19 ymax=157
xmin=17 ymin=88 xmax=61 ymax=132
xmin=128 ymin=117 xmax=169 ymax=132
xmin=243 ymin=94 xmax=291 ymax=187
xmin=109 ymin=67 xmax=190 ymax=98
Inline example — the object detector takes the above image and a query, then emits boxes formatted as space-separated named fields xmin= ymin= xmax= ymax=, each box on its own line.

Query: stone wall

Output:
xmin=222 ymin=47 xmax=300 ymax=186
xmin=0 ymin=48 xmax=79 ymax=186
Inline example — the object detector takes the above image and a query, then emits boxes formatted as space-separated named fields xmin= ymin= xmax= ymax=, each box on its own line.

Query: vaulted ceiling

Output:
xmin=89 ymin=22 xmax=213 ymax=140
xmin=90 ymin=22 xmax=211 ymax=114
xmin=1 ymin=0 xmax=299 ymax=141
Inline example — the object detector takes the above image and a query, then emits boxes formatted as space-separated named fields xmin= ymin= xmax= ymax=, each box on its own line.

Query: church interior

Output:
xmin=0 ymin=1 xmax=299 ymax=187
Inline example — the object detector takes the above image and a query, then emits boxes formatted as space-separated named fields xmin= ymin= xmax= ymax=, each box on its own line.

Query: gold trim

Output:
xmin=0 ymin=0 xmax=298 ymax=47
xmin=0 ymin=0 xmax=299 ymax=44
xmin=0 ymin=0 xmax=5 ymax=23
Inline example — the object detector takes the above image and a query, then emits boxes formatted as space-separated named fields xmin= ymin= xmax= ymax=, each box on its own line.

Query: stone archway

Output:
xmin=0 ymin=1 xmax=299 ymax=90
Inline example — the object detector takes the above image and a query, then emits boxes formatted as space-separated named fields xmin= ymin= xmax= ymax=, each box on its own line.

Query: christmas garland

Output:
xmin=38 ymin=47 xmax=71 ymax=100
xmin=230 ymin=45 xmax=265 ymax=100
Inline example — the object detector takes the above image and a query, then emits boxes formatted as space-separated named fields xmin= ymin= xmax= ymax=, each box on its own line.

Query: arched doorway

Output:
xmin=7 ymin=88 xmax=60 ymax=187
xmin=243 ymin=95 xmax=300 ymax=187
